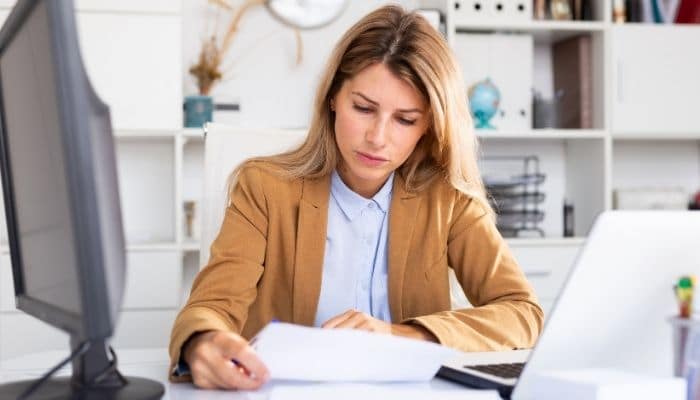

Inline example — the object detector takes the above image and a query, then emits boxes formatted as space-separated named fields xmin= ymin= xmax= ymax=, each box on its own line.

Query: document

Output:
xmin=251 ymin=322 xmax=459 ymax=382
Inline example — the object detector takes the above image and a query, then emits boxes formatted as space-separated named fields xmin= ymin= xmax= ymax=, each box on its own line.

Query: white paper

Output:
xmin=251 ymin=322 xmax=459 ymax=382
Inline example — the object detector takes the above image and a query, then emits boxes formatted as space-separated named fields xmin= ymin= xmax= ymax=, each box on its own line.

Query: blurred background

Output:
xmin=0 ymin=0 xmax=697 ymax=362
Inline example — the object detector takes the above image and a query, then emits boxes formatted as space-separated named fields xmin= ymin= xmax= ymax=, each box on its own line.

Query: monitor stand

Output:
xmin=0 ymin=337 xmax=164 ymax=399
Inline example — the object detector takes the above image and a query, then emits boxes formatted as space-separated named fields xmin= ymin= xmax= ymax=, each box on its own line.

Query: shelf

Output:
xmin=477 ymin=129 xmax=607 ymax=140
xmin=612 ymin=132 xmax=700 ymax=141
xmin=114 ymin=130 xmax=178 ymax=139
xmin=181 ymin=241 xmax=200 ymax=252
xmin=455 ymin=20 xmax=605 ymax=43
xmin=182 ymin=128 xmax=206 ymax=139
xmin=506 ymin=237 xmax=587 ymax=247
xmin=126 ymin=242 xmax=180 ymax=252
xmin=114 ymin=129 xmax=206 ymax=140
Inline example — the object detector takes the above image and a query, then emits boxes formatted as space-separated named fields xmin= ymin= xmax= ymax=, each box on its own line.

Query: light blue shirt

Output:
xmin=313 ymin=170 xmax=394 ymax=326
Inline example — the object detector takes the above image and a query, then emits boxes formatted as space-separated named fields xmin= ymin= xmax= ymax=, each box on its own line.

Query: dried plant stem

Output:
xmin=219 ymin=0 xmax=266 ymax=61
xmin=192 ymin=0 xmax=304 ymax=95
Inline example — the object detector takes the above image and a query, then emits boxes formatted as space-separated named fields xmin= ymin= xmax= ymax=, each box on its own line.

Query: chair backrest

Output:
xmin=201 ymin=123 xmax=306 ymax=267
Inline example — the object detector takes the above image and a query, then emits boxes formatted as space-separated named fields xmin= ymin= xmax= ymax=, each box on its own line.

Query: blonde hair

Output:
xmin=228 ymin=4 xmax=493 ymax=217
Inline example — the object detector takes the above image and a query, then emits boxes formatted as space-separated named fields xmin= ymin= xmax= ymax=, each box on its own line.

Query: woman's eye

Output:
xmin=353 ymin=104 xmax=372 ymax=113
xmin=397 ymin=117 xmax=416 ymax=126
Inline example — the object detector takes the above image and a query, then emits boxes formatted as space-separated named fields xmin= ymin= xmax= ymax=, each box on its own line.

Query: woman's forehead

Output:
xmin=342 ymin=63 xmax=426 ymax=110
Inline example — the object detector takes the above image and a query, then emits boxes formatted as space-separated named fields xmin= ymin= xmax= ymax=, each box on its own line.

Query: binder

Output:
xmin=675 ymin=0 xmax=700 ymax=23
xmin=453 ymin=0 xmax=531 ymax=24
xmin=453 ymin=33 xmax=533 ymax=131
xmin=552 ymin=35 xmax=593 ymax=129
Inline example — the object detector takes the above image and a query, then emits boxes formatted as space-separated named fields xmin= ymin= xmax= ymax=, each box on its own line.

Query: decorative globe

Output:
xmin=468 ymin=78 xmax=501 ymax=130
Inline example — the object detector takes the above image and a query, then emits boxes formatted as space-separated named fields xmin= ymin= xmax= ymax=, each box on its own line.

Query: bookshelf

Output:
xmin=413 ymin=0 xmax=700 ymax=313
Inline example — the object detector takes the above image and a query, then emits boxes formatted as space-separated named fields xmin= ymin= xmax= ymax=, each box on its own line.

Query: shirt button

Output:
xmin=368 ymin=203 xmax=374 ymax=209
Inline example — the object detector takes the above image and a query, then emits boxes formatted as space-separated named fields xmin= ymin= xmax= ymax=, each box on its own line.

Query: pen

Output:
xmin=230 ymin=319 xmax=277 ymax=377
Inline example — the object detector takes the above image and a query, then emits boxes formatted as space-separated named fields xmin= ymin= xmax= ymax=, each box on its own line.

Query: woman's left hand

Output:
xmin=321 ymin=309 xmax=438 ymax=342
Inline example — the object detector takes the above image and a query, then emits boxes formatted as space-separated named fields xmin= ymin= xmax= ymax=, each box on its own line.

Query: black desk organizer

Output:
xmin=481 ymin=156 xmax=546 ymax=238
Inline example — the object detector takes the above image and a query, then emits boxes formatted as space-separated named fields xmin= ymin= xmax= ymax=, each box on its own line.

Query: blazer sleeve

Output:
xmin=168 ymin=166 xmax=268 ymax=381
xmin=404 ymin=195 xmax=544 ymax=352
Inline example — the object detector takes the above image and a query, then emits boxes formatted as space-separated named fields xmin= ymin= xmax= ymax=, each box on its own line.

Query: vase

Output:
xmin=183 ymin=95 xmax=213 ymax=128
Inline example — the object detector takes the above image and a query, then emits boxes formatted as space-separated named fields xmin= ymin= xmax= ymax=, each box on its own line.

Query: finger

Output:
xmin=356 ymin=319 xmax=374 ymax=331
xmin=232 ymin=345 xmax=269 ymax=382
xmin=322 ymin=309 xmax=357 ymax=329
xmin=333 ymin=312 xmax=368 ymax=329
xmin=194 ymin=351 xmax=235 ymax=390
xmin=191 ymin=372 xmax=215 ymax=390
xmin=218 ymin=334 xmax=269 ymax=382
xmin=213 ymin=357 xmax=266 ymax=390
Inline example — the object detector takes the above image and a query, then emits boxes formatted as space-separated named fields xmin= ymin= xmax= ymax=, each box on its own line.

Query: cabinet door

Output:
xmin=76 ymin=12 xmax=182 ymax=130
xmin=612 ymin=25 xmax=700 ymax=134
xmin=510 ymin=243 xmax=581 ymax=303
xmin=122 ymin=251 xmax=181 ymax=309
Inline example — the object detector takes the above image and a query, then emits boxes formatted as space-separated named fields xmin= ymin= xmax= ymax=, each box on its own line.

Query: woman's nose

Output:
xmin=365 ymin=117 xmax=389 ymax=147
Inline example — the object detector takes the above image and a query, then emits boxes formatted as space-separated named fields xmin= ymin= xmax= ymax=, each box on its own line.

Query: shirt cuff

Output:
xmin=172 ymin=358 xmax=191 ymax=377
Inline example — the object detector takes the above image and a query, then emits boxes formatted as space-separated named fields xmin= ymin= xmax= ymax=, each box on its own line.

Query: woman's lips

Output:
xmin=356 ymin=151 xmax=388 ymax=166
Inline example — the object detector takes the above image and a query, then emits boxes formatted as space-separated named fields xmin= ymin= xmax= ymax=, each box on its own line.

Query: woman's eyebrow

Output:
xmin=351 ymin=91 xmax=424 ymax=114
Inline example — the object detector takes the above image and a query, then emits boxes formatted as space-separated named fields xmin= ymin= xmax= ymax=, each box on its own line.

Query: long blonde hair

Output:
xmin=228 ymin=4 xmax=493 ymax=217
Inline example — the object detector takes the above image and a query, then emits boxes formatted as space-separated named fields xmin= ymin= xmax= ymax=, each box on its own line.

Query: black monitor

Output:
xmin=0 ymin=0 xmax=163 ymax=398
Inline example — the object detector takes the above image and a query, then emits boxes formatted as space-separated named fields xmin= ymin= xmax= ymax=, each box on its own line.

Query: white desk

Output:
xmin=0 ymin=348 xmax=501 ymax=399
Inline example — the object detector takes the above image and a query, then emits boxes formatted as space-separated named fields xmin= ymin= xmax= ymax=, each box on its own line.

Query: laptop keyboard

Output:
xmin=464 ymin=362 xmax=525 ymax=379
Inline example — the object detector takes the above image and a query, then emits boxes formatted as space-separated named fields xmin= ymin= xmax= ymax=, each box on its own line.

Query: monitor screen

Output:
xmin=0 ymin=0 xmax=81 ymax=315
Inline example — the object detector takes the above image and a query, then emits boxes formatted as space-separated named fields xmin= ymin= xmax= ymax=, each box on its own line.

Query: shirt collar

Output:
xmin=331 ymin=170 xmax=394 ymax=221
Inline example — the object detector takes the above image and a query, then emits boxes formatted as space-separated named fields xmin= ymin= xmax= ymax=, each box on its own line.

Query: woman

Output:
xmin=169 ymin=4 xmax=543 ymax=390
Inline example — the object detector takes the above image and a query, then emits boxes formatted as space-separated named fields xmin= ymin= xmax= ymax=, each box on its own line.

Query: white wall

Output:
xmin=181 ymin=0 xmax=418 ymax=128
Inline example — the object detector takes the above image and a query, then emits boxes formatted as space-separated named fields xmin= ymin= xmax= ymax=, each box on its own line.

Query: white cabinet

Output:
xmin=122 ymin=251 xmax=181 ymax=309
xmin=612 ymin=25 xmax=700 ymax=135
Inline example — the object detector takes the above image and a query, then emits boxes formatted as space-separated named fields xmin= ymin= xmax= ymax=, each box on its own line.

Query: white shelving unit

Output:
xmin=410 ymin=0 xmax=700 ymax=313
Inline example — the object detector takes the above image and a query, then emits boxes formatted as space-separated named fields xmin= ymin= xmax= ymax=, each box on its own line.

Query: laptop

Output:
xmin=437 ymin=211 xmax=700 ymax=399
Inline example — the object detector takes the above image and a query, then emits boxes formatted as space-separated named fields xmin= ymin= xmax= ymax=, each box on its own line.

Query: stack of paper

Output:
xmin=251 ymin=323 xmax=458 ymax=382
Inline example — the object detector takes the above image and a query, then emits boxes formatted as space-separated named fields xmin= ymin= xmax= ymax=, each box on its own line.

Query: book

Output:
xmin=675 ymin=0 xmax=700 ymax=23
xmin=552 ymin=35 xmax=593 ymax=129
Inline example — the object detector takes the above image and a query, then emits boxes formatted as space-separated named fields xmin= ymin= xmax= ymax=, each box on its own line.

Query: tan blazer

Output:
xmin=169 ymin=164 xmax=544 ymax=379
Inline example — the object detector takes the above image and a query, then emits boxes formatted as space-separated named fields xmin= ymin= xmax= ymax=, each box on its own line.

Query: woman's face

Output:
xmin=332 ymin=63 xmax=430 ymax=198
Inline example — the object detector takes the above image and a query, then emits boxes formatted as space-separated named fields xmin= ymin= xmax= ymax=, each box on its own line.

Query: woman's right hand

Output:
xmin=182 ymin=330 xmax=270 ymax=390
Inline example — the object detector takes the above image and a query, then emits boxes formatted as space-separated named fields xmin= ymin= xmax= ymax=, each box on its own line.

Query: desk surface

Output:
xmin=0 ymin=348 xmax=502 ymax=399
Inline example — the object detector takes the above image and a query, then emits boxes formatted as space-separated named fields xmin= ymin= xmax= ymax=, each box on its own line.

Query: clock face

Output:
xmin=266 ymin=0 xmax=348 ymax=29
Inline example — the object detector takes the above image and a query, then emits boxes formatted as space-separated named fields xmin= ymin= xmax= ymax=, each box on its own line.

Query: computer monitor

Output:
xmin=0 ymin=0 xmax=163 ymax=398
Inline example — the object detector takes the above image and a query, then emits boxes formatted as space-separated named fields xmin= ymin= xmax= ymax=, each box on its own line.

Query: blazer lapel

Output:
xmin=387 ymin=175 xmax=421 ymax=322
xmin=292 ymin=174 xmax=331 ymax=325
